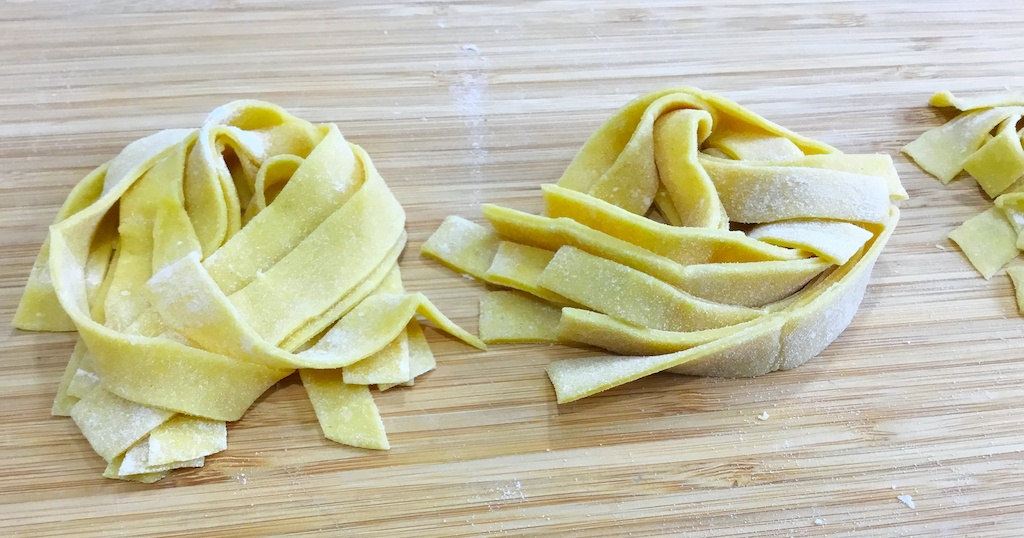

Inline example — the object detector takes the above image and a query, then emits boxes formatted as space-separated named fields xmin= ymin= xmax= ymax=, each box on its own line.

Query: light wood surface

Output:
xmin=3 ymin=1 xmax=1024 ymax=536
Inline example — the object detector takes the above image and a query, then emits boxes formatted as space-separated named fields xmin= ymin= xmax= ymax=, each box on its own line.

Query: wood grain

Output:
xmin=3 ymin=1 xmax=1024 ymax=536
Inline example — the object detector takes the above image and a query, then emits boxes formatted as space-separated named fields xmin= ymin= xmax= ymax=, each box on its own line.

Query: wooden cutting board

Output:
xmin=2 ymin=1 xmax=1023 ymax=536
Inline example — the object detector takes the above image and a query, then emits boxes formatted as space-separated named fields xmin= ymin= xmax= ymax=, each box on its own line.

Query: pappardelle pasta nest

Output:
xmin=423 ymin=87 xmax=907 ymax=403
xmin=14 ymin=101 xmax=483 ymax=482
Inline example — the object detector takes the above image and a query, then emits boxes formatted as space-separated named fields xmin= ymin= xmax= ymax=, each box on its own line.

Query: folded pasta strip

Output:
xmin=14 ymin=101 xmax=482 ymax=482
xmin=423 ymin=86 xmax=904 ymax=403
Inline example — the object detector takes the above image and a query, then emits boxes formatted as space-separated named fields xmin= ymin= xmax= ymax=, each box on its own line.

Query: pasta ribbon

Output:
xmin=424 ymin=87 xmax=903 ymax=402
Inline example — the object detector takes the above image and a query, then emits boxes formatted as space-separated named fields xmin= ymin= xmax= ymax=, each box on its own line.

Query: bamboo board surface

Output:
xmin=2 ymin=1 xmax=1024 ymax=536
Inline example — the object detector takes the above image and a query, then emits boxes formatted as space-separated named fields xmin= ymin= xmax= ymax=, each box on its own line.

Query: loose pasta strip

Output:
xmin=420 ymin=215 xmax=501 ymax=280
xmin=947 ymin=207 xmax=1019 ymax=279
xmin=300 ymin=370 xmax=389 ymax=450
xmin=1006 ymin=266 xmax=1024 ymax=315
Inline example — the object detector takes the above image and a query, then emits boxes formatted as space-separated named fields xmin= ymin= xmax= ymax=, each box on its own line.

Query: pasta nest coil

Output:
xmin=422 ymin=87 xmax=907 ymax=403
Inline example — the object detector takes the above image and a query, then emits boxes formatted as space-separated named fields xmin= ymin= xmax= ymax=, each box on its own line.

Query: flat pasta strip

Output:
xmin=342 ymin=336 xmax=410 ymax=385
xmin=554 ymin=308 xmax=748 ymax=356
xmin=299 ymin=292 xmax=485 ymax=367
xmin=300 ymin=370 xmax=389 ymax=450
xmin=484 ymin=241 xmax=575 ymax=305
xmin=706 ymin=128 xmax=805 ymax=162
xmin=537 ymin=246 xmax=763 ymax=332
xmin=548 ymin=319 xmax=788 ymax=403
xmin=102 ymin=456 xmax=167 ymax=483
xmin=776 ymin=153 xmax=908 ymax=201
xmin=227 ymin=153 xmax=406 ymax=345
xmin=995 ymin=193 xmax=1024 ymax=248
xmin=70 ymin=388 xmax=175 ymax=462
xmin=947 ymin=207 xmax=1019 ymax=279
xmin=479 ymin=290 xmax=562 ymax=344
xmin=484 ymin=205 xmax=697 ymax=290
xmin=962 ymin=116 xmax=1024 ymax=197
xmin=701 ymin=158 xmax=891 ymax=224
xmin=420 ymin=215 xmax=501 ymax=279
xmin=676 ymin=258 xmax=833 ymax=307
xmin=343 ymin=266 xmax=412 ymax=385
xmin=118 ymin=439 xmax=204 ymax=476
xmin=378 ymin=321 xmax=436 ymax=391
xmin=51 ymin=340 xmax=87 ymax=416
xmin=652 ymin=108 xmax=726 ymax=228
xmin=203 ymin=126 xmax=356 ymax=295
xmin=13 ymin=164 xmax=109 ymax=332
xmin=147 ymin=415 xmax=228 ymax=466
xmin=748 ymin=220 xmax=873 ymax=265
xmin=66 ymin=363 xmax=101 ymax=399
xmin=1006 ymin=266 xmax=1024 ymax=315
xmin=931 ymin=89 xmax=1024 ymax=111
xmin=277 ymin=234 xmax=405 ymax=353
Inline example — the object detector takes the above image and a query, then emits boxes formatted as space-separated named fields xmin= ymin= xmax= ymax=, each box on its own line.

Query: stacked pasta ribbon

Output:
xmin=423 ymin=87 xmax=906 ymax=403
xmin=14 ymin=101 xmax=483 ymax=482
xmin=903 ymin=90 xmax=1024 ymax=303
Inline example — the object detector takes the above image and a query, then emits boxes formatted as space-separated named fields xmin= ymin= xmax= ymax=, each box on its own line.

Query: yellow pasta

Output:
xmin=479 ymin=290 xmax=562 ymax=344
xmin=14 ymin=101 xmax=481 ymax=481
xmin=538 ymin=246 xmax=763 ymax=332
xmin=300 ymin=369 xmax=389 ymax=450
xmin=1006 ymin=266 xmax=1024 ymax=314
xmin=747 ymin=220 xmax=873 ymax=265
xmin=424 ymin=87 xmax=903 ymax=402
xmin=947 ymin=207 xmax=1018 ymax=279
xmin=904 ymin=90 xmax=1024 ymax=286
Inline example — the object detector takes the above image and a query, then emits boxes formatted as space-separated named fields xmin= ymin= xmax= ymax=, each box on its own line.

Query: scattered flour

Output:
xmin=897 ymin=494 xmax=916 ymax=509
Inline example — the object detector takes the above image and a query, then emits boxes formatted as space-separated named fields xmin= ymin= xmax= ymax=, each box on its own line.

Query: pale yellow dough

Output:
xmin=424 ymin=87 xmax=903 ymax=402
xmin=1005 ymin=266 xmax=1024 ymax=314
xmin=14 ymin=101 xmax=481 ymax=481
xmin=904 ymin=90 xmax=1024 ymax=286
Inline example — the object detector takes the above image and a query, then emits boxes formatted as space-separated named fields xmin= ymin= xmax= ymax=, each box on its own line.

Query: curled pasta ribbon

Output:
xmin=903 ymin=90 xmax=1024 ymax=283
xmin=14 ymin=101 xmax=481 ymax=481
xmin=424 ymin=87 xmax=905 ymax=403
